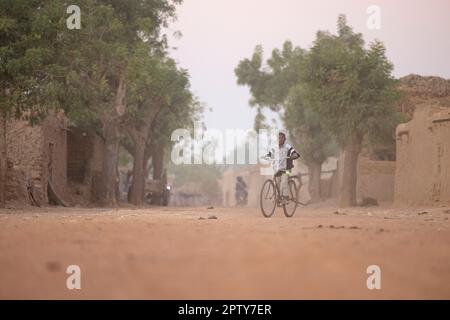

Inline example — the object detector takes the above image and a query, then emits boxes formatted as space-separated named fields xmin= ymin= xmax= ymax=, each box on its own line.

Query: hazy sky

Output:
xmin=167 ymin=0 xmax=450 ymax=132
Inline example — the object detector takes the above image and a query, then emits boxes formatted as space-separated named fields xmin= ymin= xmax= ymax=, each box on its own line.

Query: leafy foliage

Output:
xmin=235 ymin=40 xmax=336 ymax=165
xmin=301 ymin=15 xmax=401 ymax=146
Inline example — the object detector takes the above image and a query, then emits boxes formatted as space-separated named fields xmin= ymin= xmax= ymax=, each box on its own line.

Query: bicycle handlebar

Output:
xmin=260 ymin=156 xmax=292 ymax=161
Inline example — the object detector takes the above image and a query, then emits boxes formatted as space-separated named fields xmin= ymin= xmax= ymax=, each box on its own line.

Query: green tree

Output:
xmin=38 ymin=0 xmax=181 ymax=206
xmin=0 ymin=0 xmax=185 ymax=207
xmin=0 ymin=0 xmax=62 ymax=207
xmin=124 ymin=48 xmax=194 ymax=205
xmin=284 ymin=85 xmax=337 ymax=201
xmin=302 ymin=15 xmax=400 ymax=206
xmin=144 ymin=85 xmax=201 ymax=183
xmin=235 ymin=41 xmax=336 ymax=201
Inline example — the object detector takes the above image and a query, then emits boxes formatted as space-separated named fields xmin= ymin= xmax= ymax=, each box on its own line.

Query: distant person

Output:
xmin=265 ymin=130 xmax=300 ymax=204
xmin=235 ymin=176 xmax=248 ymax=206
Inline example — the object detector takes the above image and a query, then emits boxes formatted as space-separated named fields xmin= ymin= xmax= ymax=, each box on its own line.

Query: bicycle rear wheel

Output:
xmin=283 ymin=179 xmax=298 ymax=217
xmin=260 ymin=179 xmax=276 ymax=218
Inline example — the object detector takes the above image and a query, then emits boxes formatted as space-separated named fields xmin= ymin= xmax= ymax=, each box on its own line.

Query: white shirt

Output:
xmin=268 ymin=143 xmax=298 ymax=171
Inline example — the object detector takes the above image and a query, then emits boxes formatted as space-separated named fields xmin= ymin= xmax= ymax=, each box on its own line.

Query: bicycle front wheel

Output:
xmin=260 ymin=179 xmax=277 ymax=218
xmin=283 ymin=179 xmax=298 ymax=217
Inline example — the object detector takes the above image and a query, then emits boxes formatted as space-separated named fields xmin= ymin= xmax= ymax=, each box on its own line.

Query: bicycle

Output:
xmin=259 ymin=156 xmax=309 ymax=218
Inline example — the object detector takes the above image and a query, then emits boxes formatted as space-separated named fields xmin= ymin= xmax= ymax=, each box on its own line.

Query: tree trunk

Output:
xmin=98 ymin=71 xmax=126 ymax=207
xmin=101 ymin=119 xmax=120 ymax=206
xmin=126 ymin=99 xmax=164 ymax=206
xmin=128 ymin=135 xmax=146 ymax=205
xmin=307 ymin=161 xmax=322 ymax=202
xmin=339 ymin=135 xmax=362 ymax=207
xmin=0 ymin=114 xmax=6 ymax=208
xmin=144 ymin=148 xmax=152 ymax=176
xmin=152 ymin=143 xmax=164 ymax=180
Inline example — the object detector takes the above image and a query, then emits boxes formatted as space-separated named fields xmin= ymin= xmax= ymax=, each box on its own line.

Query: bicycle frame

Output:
xmin=261 ymin=155 xmax=309 ymax=206
xmin=266 ymin=173 xmax=306 ymax=206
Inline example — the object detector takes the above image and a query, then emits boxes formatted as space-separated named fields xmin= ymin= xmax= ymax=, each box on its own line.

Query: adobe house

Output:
xmin=394 ymin=75 xmax=450 ymax=206
xmin=355 ymin=157 xmax=396 ymax=203
xmin=395 ymin=106 xmax=450 ymax=205
xmin=5 ymin=113 xmax=68 ymax=205
xmin=334 ymin=151 xmax=396 ymax=204
xmin=334 ymin=75 xmax=450 ymax=206
xmin=4 ymin=113 xmax=104 ymax=206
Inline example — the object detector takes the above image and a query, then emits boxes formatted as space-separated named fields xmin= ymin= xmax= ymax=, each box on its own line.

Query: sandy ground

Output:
xmin=0 ymin=204 xmax=450 ymax=299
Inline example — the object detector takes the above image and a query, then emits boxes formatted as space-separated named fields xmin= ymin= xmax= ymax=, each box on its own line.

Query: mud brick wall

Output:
xmin=395 ymin=105 xmax=450 ymax=206
xmin=320 ymin=171 xmax=339 ymax=199
xmin=356 ymin=157 xmax=396 ymax=202
xmin=432 ymin=112 xmax=450 ymax=204
xmin=42 ymin=115 xmax=68 ymax=198
xmin=67 ymin=127 xmax=104 ymax=203
xmin=90 ymin=134 xmax=105 ymax=203
xmin=67 ymin=129 xmax=91 ymax=183
xmin=6 ymin=114 xmax=67 ymax=205
xmin=6 ymin=120 xmax=45 ymax=202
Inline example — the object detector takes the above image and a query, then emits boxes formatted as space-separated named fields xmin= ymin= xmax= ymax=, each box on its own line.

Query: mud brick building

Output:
xmin=395 ymin=106 xmax=450 ymax=205
xmin=4 ymin=113 xmax=104 ymax=206
xmin=356 ymin=157 xmax=396 ymax=203
xmin=394 ymin=75 xmax=450 ymax=206
xmin=5 ymin=113 xmax=67 ymax=204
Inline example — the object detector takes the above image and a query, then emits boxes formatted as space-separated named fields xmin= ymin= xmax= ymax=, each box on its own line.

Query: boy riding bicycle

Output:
xmin=265 ymin=130 xmax=300 ymax=204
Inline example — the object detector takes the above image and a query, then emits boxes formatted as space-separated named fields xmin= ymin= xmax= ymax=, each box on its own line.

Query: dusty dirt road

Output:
xmin=0 ymin=204 xmax=449 ymax=299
